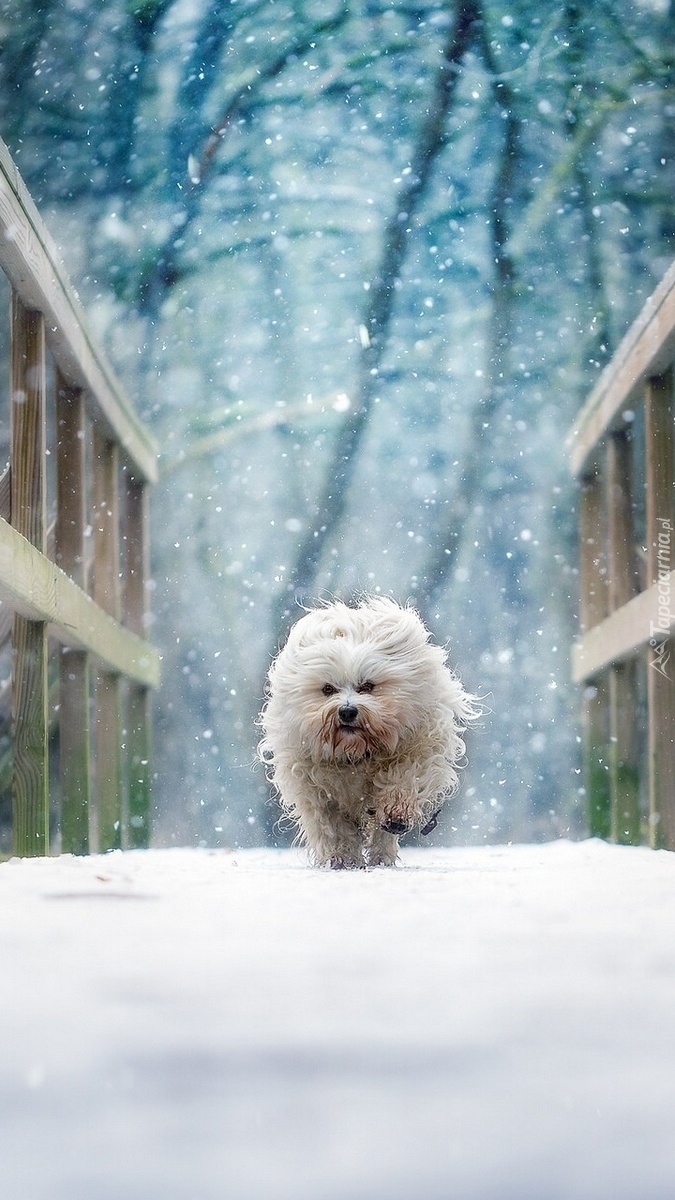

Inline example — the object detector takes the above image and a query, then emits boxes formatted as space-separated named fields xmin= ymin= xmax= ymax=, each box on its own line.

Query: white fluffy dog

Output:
xmin=259 ymin=597 xmax=478 ymax=868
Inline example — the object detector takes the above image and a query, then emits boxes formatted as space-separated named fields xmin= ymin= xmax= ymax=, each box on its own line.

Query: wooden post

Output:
xmin=94 ymin=671 xmax=122 ymax=851
xmin=10 ymin=294 xmax=49 ymax=856
xmin=606 ymin=431 xmax=641 ymax=844
xmin=645 ymin=370 xmax=675 ymax=848
xmin=579 ymin=468 xmax=611 ymax=838
xmin=92 ymin=427 xmax=122 ymax=852
xmin=124 ymin=476 xmax=152 ymax=848
xmin=55 ymin=374 xmax=91 ymax=854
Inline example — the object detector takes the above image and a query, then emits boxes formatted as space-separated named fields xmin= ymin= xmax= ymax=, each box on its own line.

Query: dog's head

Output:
xmin=261 ymin=597 xmax=469 ymax=765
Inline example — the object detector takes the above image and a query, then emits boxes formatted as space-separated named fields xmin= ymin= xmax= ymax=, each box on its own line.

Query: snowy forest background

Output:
xmin=0 ymin=0 xmax=673 ymax=849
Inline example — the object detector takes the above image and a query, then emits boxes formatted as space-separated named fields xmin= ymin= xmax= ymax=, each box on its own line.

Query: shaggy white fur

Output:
xmin=258 ymin=597 xmax=478 ymax=868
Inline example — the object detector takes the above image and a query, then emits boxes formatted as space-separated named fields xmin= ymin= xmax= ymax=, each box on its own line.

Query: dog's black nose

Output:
xmin=338 ymin=703 xmax=359 ymax=725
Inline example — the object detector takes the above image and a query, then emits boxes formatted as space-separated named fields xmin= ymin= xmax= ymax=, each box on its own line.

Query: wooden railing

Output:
xmin=567 ymin=262 xmax=675 ymax=849
xmin=0 ymin=137 xmax=160 ymax=857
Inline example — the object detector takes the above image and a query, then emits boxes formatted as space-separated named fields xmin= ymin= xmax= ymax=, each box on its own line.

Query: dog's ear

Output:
xmin=367 ymin=606 xmax=431 ymax=661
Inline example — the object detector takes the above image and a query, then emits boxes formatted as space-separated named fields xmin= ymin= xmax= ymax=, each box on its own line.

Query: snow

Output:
xmin=3 ymin=839 xmax=675 ymax=1199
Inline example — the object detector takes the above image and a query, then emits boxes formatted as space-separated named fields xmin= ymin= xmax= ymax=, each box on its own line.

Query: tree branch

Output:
xmin=139 ymin=2 xmax=350 ymax=312
xmin=272 ymin=0 xmax=483 ymax=633
xmin=416 ymin=25 xmax=521 ymax=610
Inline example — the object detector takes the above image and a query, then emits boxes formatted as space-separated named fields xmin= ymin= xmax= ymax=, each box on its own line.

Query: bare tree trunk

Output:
xmin=272 ymin=0 xmax=482 ymax=638
xmin=416 ymin=1 xmax=616 ymax=613
xmin=417 ymin=72 xmax=520 ymax=611
xmin=564 ymin=1 xmax=613 ymax=368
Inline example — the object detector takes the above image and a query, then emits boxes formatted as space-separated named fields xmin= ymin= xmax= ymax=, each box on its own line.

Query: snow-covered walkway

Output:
xmin=2 ymin=840 xmax=675 ymax=1199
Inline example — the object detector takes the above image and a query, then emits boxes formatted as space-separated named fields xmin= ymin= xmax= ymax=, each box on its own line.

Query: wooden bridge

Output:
xmin=0 ymin=132 xmax=673 ymax=862
xmin=568 ymin=264 xmax=675 ymax=849
xmin=1 ymin=125 xmax=675 ymax=1200
xmin=0 ymin=138 xmax=159 ymax=857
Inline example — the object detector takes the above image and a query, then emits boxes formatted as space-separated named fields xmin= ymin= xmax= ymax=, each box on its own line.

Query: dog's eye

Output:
xmin=321 ymin=683 xmax=338 ymax=696
xmin=356 ymin=680 xmax=375 ymax=694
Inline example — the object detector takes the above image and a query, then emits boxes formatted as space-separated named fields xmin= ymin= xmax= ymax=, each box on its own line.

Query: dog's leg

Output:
xmin=371 ymin=760 xmax=443 ymax=839
xmin=367 ymin=827 xmax=399 ymax=868
xmin=376 ymin=791 xmax=421 ymax=839
xmin=298 ymin=801 xmax=366 ymax=869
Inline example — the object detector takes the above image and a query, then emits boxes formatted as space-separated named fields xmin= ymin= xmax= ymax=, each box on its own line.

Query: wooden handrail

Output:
xmin=0 ymin=138 xmax=159 ymax=857
xmin=0 ymin=517 xmax=159 ymax=686
xmin=568 ymin=265 xmax=675 ymax=849
xmin=567 ymin=260 xmax=675 ymax=478
xmin=572 ymin=570 xmax=675 ymax=682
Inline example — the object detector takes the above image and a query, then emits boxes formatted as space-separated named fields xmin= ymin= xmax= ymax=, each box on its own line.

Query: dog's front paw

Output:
xmin=380 ymin=816 xmax=412 ymax=836
xmin=328 ymin=854 xmax=365 ymax=870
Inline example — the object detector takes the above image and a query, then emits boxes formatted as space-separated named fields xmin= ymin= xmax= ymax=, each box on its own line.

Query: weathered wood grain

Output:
xmin=127 ymin=683 xmax=152 ymax=849
xmin=645 ymin=371 xmax=675 ymax=849
xmin=123 ymin=476 xmax=152 ymax=846
xmin=578 ymin=468 xmax=611 ymax=838
xmin=56 ymin=375 xmax=91 ymax=853
xmin=579 ymin=469 xmax=608 ymax=634
xmin=55 ymin=376 xmax=87 ymax=588
xmin=123 ymin=477 xmax=149 ymax=636
xmin=0 ymin=515 xmax=160 ymax=688
xmin=11 ymin=298 xmax=46 ymax=550
xmin=11 ymin=614 xmax=49 ymax=855
xmin=572 ymin=570 xmax=675 ymax=683
xmin=94 ymin=670 xmax=122 ymax=853
xmin=59 ymin=648 xmax=91 ymax=855
xmin=606 ymin=433 xmax=640 ymax=844
xmin=91 ymin=429 xmax=120 ymax=620
xmin=10 ymin=295 xmax=49 ymax=856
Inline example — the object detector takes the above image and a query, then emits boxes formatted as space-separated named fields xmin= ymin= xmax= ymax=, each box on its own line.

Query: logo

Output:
xmin=649 ymin=518 xmax=673 ymax=681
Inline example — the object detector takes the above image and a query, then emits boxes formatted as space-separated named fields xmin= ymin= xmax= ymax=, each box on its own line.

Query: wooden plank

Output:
xmin=0 ymin=464 xmax=9 ymax=520
xmin=94 ymin=670 xmax=122 ymax=852
xmin=127 ymin=683 xmax=152 ymax=849
xmin=582 ymin=677 xmax=611 ymax=839
xmin=645 ymin=371 xmax=675 ymax=848
xmin=124 ymin=476 xmax=152 ymax=846
xmin=572 ymin=570 xmax=675 ymax=682
xmin=55 ymin=374 xmax=91 ymax=853
xmin=91 ymin=429 xmax=120 ymax=620
xmin=0 ymin=516 xmax=160 ymax=688
xmin=58 ymin=649 xmax=91 ymax=855
xmin=0 ymin=137 xmax=157 ymax=484
xmin=568 ymin=259 xmax=675 ymax=476
xmin=606 ymin=433 xmax=640 ymax=843
xmin=608 ymin=661 xmax=641 ymax=843
xmin=11 ymin=615 xmax=49 ymax=855
xmin=579 ymin=470 xmax=608 ymax=633
xmin=606 ymin=432 xmax=639 ymax=612
xmin=55 ymin=377 xmax=87 ymax=588
xmin=578 ymin=472 xmax=607 ymax=629
xmin=578 ymin=468 xmax=611 ymax=837
xmin=11 ymin=298 xmax=46 ymax=551
xmin=648 ymin=640 xmax=675 ymax=849
xmin=10 ymin=296 xmax=49 ymax=856
xmin=123 ymin=477 xmax=149 ymax=635
xmin=91 ymin=429 xmax=123 ymax=851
